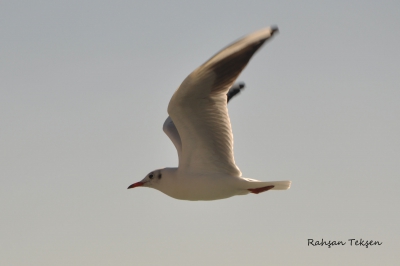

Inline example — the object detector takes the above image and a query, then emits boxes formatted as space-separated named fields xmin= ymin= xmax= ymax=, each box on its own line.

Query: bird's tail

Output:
xmin=265 ymin=181 xmax=291 ymax=190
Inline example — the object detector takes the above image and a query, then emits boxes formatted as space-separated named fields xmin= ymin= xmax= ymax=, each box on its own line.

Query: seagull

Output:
xmin=128 ymin=26 xmax=291 ymax=201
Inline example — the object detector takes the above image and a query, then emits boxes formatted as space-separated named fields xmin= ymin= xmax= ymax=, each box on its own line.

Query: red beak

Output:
xmin=127 ymin=181 xmax=145 ymax=189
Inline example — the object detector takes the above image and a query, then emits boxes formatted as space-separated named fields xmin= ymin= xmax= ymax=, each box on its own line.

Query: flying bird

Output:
xmin=128 ymin=27 xmax=291 ymax=200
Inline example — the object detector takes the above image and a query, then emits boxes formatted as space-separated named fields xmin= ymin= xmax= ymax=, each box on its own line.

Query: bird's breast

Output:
xmin=158 ymin=174 xmax=243 ymax=201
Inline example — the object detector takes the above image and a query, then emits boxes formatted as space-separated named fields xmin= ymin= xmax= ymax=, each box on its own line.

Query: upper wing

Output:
xmin=168 ymin=27 xmax=278 ymax=176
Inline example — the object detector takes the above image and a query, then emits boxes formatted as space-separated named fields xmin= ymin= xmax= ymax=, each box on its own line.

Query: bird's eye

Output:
xmin=158 ymin=174 xmax=162 ymax=179
xmin=149 ymin=174 xmax=154 ymax=179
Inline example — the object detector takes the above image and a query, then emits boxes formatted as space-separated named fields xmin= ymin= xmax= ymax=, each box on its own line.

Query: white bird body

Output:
xmin=146 ymin=168 xmax=290 ymax=201
xmin=152 ymin=168 xmax=244 ymax=201
xmin=128 ymin=26 xmax=291 ymax=201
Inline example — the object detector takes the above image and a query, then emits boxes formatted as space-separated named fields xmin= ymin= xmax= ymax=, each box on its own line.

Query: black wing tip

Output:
xmin=227 ymin=82 xmax=246 ymax=103
xmin=270 ymin=26 xmax=279 ymax=35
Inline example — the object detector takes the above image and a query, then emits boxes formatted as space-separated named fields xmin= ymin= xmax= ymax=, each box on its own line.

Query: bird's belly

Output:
xmin=161 ymin=175 xmax=242 ymax=201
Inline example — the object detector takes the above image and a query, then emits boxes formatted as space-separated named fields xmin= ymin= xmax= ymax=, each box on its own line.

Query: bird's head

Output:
xmin=128 ymin=169 xmax=164 ymax=190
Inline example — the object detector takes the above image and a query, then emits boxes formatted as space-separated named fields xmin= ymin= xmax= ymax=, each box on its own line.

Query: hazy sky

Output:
xmin=1 ymin=1 xmax=399 ymax=265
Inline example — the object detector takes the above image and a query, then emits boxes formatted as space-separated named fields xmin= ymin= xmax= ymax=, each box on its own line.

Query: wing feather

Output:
xmin=163 ymin=83 xmax=245 ymax=160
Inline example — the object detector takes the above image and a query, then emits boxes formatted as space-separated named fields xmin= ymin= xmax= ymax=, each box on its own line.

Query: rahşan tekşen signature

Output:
xmin=308 ymin=238 xmax=382 ymax=248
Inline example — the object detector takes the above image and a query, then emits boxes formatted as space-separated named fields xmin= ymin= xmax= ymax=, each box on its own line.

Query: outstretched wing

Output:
xmin=168 ymin=27 xmax=278 ymax=176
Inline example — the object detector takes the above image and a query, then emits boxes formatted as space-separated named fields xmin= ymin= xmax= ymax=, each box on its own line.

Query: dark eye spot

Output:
xmin=149 ymin=173 xmax=153 ymax=179
xmin=158 ymin=174 xmax=162 ymax=179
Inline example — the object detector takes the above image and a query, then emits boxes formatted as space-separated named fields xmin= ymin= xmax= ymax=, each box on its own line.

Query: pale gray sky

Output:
xmin=1 ymin=1 xmax=399 ymax=265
